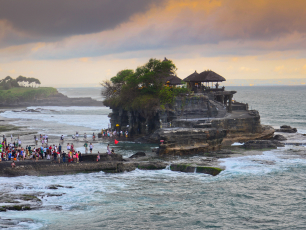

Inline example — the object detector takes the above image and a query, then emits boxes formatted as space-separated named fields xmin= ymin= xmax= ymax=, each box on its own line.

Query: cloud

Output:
xmin=1 ymin=0 xmax=306 ymax=60
xmin=0 ymin=0 xmax=166 ymax=46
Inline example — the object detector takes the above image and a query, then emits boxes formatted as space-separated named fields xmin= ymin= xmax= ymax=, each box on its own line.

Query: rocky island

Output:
xmin=105 ymin=58 xmax=275 ymax=156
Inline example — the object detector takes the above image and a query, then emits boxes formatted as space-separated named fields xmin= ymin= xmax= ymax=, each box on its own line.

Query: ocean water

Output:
xmin=1 ymin=86 xmax=306 ymax=229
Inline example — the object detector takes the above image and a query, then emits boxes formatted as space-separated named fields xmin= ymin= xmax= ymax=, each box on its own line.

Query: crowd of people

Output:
xmin=1 ymin=132 xmax=119 ymax=167
xmin=101 ymin=130 xmax=128 ymax=138
xmin=0 ymin=137 xmax=83 ymax=165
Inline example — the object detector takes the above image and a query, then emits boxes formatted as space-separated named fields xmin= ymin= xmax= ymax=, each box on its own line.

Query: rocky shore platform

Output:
xmin=0 ymin=152 xmax=227 ymax=177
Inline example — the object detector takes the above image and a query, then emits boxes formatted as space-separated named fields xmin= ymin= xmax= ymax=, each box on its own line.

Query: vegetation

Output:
xmin=0 ymin=76 xmax=41 ymax=90
xmin=101 ymin=58 xmax=189 ymax=111
xmin=0 ymin=87 xmax=57 ymax=104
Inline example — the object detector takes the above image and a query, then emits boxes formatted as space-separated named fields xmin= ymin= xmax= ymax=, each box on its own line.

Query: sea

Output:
xmin=0 ymin=85 xmax=306 ymax=229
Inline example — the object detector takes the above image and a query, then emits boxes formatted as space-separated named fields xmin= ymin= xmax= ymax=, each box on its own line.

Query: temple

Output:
xmin=108 ymin=66 xmax=273 ymax=155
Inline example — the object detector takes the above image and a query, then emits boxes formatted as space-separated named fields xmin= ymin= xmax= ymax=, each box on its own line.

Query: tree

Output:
xmin=0 ymin=76 xmax=41 ymax=89
xmin=101 ymin=58 xmax=178 ymax=111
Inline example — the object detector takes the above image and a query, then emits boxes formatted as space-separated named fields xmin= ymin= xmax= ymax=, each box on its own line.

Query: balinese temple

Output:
xmin=183 ymin=70 xmax=237 ymax=112
xmin=162 ymin=57 xmax=183 ymax=86
xmin=164 ymin=74 xmax=183 ymax=86
xmin=183 ymin=70 xmax=226 ymax=93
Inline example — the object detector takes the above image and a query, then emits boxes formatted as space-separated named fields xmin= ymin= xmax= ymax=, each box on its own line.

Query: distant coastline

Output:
xmin=0 ymin=87 xmax=103 ymax=107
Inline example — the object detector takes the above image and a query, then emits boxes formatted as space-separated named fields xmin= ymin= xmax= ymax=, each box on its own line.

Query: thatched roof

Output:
xmin=183 ymin=71 xmax=199 ymax=82
xmin=165 ymin=75 xmax=183 ymax=85
xmin=183 ymin=70 xmax=225 ymax=82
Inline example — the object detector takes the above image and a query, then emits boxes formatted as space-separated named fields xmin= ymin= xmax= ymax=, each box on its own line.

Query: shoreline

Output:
xmin=0 ymin=113 xmax=278 ymax=178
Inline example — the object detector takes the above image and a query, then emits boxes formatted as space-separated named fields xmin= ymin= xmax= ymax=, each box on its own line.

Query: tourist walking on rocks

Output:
xmin=57 ymin=151 xmax=61 ymax=163
xmin=107 ymin=144 xmax=111 ymax=154
xmin=89 ymin=143 xmax=93 ymax=153
xmin=97 ymin=151 xmax=100 ymax=161
xmin=62 ymin=151 xmax=66 ymax=163
xmin=84 ymin=142 xmax=88 ymax=154
xmin=78 ymin=151 xmax=82 ymax=162
xmin=67 ymin=143 xmax=71 ymax=152
xmin=76 ymin=151 xmax=79 ymax=163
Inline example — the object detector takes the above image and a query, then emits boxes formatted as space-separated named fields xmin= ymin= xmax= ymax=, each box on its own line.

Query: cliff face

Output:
xmin=109 ymin=95 xmax=221 ymax=137
xmin=109 ymin=92 xmax=272 ymax=155
xmin=151 ymin=128 xmax=227 ymax=155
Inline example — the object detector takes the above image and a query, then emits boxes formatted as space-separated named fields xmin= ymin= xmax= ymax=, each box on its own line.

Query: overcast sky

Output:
xmin=0 ymin=0 xmax=305 ymax=86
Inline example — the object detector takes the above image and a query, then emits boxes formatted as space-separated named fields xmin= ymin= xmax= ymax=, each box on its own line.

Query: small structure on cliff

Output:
xmin=103 ymin=58 xmax=273 ymax=155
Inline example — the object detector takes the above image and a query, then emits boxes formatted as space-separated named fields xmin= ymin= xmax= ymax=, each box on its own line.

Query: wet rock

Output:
xmin=275 ymin=125 xmax=297 ymax=133
xmin=244 ymin=140 xmax=285 ymax=149
xmin=0 ymin=205 xmax=31 ymax=211
xmin=137 ymin=162 xmax=167 ymax=170
xmin=129 ymin=152 xmax=146 ymax=158
xmin=209 ymin=150 xmax=234 ymax=155
xmin=46 ymin=184 xmax=64 ymax=190
xmin=170 ymin=164 xmax=223 ymax=176
xmin=273 ymin=134 xmax=287 ymax=141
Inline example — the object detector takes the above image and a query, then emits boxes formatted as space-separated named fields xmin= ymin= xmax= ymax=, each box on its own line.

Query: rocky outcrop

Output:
xmin=0 ymin=92 xmax=102 ymax=107
xmin=150 ymin=127 xmax=227 ymax=155
xmin=273 ymin=134 xmax=287 ymax=141
xmin=243 ymin=140 xmax=285 ymax=149
xmin=275 ymin=125 xmax=297 ymax=133
xmin=170 ymin=164 xmax=223 ymax=176
xmin=129 ymin=152 xmax=146 ymax=158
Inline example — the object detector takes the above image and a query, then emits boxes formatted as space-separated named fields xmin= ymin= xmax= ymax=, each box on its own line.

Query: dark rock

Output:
xmin=170 ymin=164 xmax=223 ymax=176
xmin=46 ymin=184 xmax=64 ymax=190
xmin=210 ymin=150 xmax=234 ymax=155
xmin=273 ymin=134 xmax=287 ymax=141
xmin=275 ymin=125 xmax=297 ymax=133
xmin=137 ymin=162 xmax=167 ymax=170
xmin=129 ymin=152 xmax=146 ymax=158
xmin=243 ymin=140 xmax=285 ymax=149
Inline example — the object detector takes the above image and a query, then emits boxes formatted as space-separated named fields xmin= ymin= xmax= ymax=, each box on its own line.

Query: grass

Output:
xmin=0 ymin=87 xmax=57 ymax=104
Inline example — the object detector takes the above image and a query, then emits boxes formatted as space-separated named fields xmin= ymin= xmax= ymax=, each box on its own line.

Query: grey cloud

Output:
xmin=0 ymin=0 xmax=166 ymax=39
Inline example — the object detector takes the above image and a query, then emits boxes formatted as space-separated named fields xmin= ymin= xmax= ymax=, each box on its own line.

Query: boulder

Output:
xmin=129 ymin=152 xmax=146 ymax=158
xmin=170 ymin=164 xmax=223 ymax=176
xmin=243 ymin=140 xmax=285 ymax=149
xmin=275 ymin=125 xmax=297 ymax=133
xmin=273 ymin=134 xmax=287 ymax=141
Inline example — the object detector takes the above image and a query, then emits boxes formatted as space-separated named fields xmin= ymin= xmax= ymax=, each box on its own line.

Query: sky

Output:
xmin=0 ymin=0 xmax=306 ymax=87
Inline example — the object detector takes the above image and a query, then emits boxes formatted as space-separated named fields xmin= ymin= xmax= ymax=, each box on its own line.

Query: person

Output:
xmin=76 ymin=151 xmax=79 ymax=163
xmin=53 ymin=150 xmax=57 ymax=162
xmin=89 ymin=143 xmax=93 ymax=154
xmin=57 ymin=151 xmax=61 ymax=163
xmin=92 ymin=133 xmax=95 ymax=141
xmin=58 ymin=144 xmax=62 ymax=153
xmin=62 ymin=151 xmax=66 ymax=163
xmin=76 ymin=131 xmax=79 ymax=141
xmin=97 ymin=151 xmax=100 ymax=162
xmin=84 ymin=142 xmax=88 ymax=154
xmin=67 ymin=143 xmax=70 ymax=152
xmin=60 ymin=135 xmax=64 ymax=143
xmin=111 ymin=148 xmax=115 ymax=154
xmin=11 ymin=161 xmax=16 ymax=168
xmin=107 ymin=144 xmax=111 ymax=154
xmin=84 ymin=133 xmax=87 ymax=141
xmin=78 ymin=151 xmax=82 ymax=162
